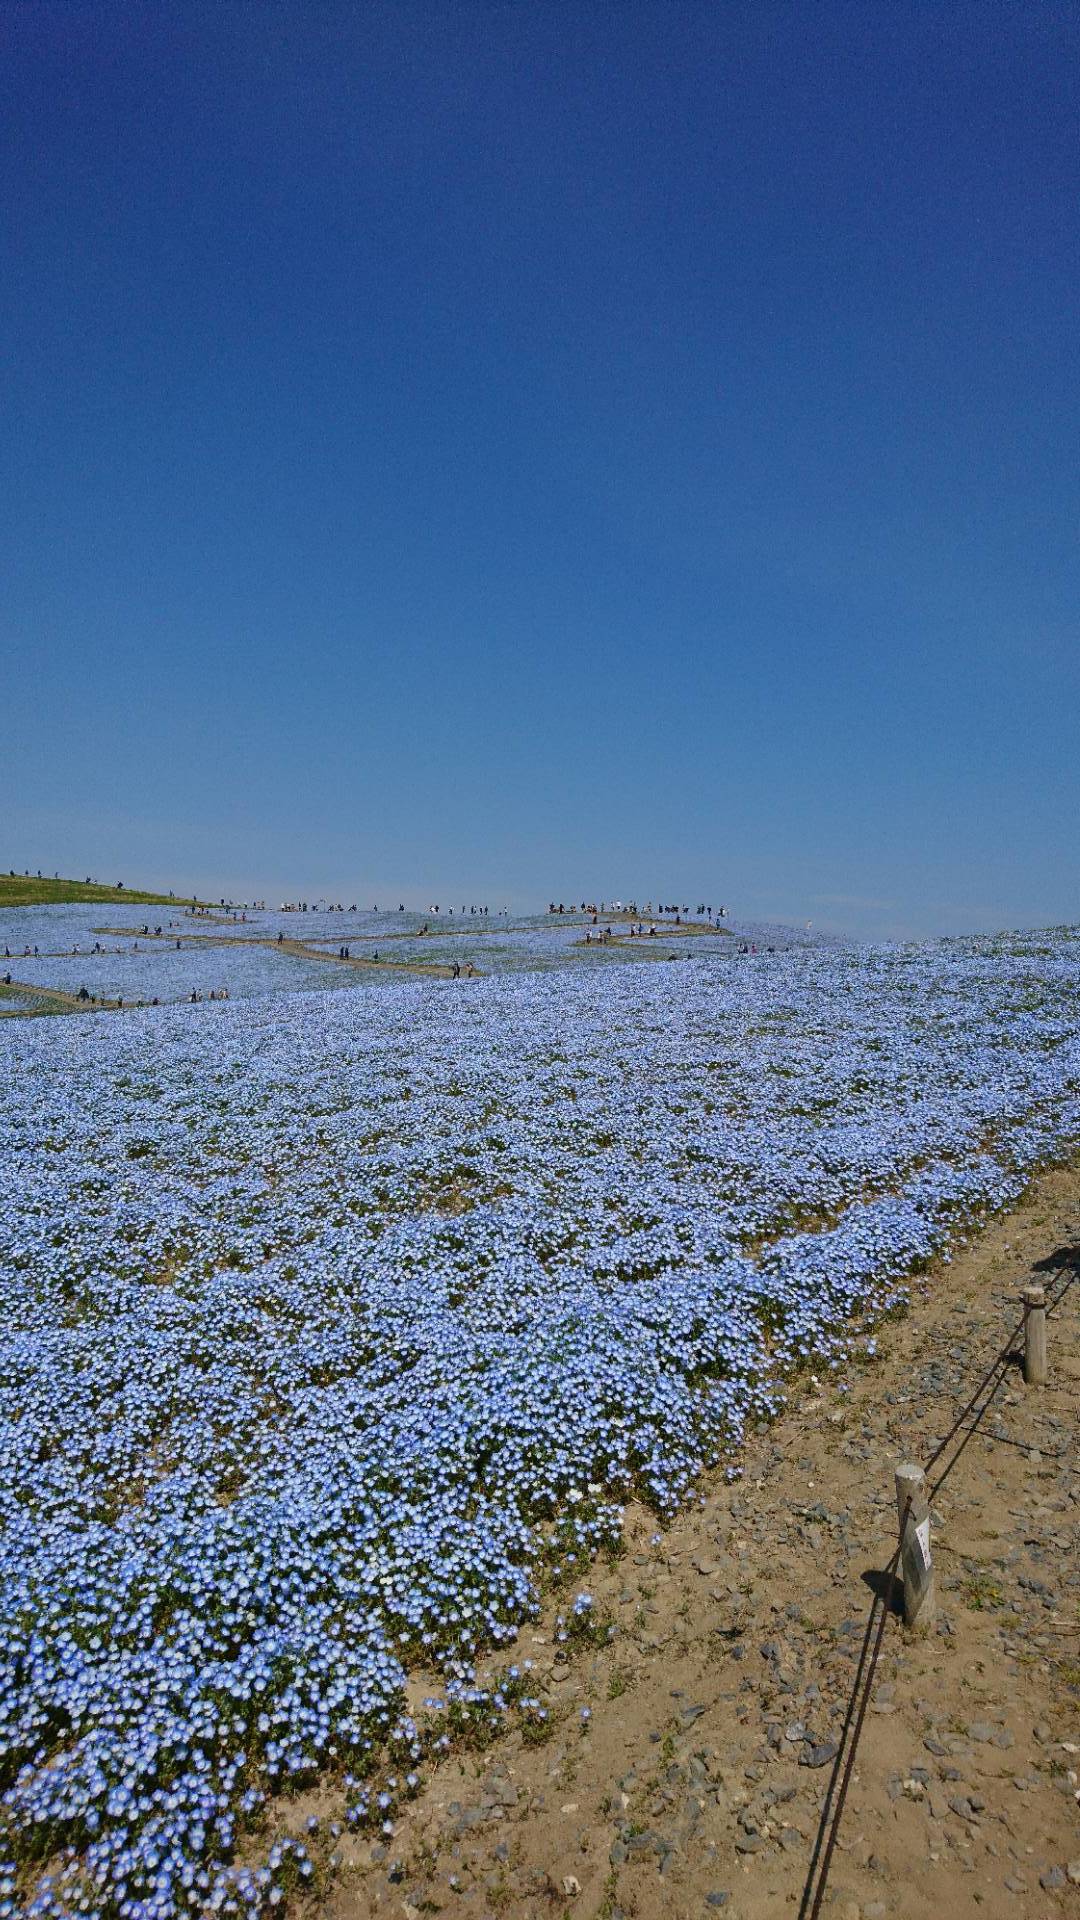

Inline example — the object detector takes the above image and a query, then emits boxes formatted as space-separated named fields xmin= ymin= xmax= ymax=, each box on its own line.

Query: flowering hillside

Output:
xmin=1 ymin=931 xmax=1078 ymax=1917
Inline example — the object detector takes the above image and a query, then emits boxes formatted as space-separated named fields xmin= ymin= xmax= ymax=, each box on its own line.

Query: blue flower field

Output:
xmin=1 ymin=928 xmax=1079 ymax=1917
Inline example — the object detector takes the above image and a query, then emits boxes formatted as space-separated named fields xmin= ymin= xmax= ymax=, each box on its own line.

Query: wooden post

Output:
xmin=1022 ymin=1286 xmax=1047 ymax=1387
xmin=895 ymin=1462 xmax=935 ymax=1633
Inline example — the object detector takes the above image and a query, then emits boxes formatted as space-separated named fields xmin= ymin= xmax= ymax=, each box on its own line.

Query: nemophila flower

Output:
xmin=1 ymin=922 xmax=1078 ymax=1912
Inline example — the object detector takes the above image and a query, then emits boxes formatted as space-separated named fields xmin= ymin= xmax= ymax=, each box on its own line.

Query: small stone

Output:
xmin=1003 ymin=1877 xmax=1026 ymax=1896
xmin=1067 ymin=1862 xmax=1080 ymax=1886
xmin=1040 ymin=1867 xmax=1066 ymax=1892
xmin=734 ymin=1832 xmax=762 ymax=1853
xmin=800 ymin=1739 xmax=838 ymax=1770
xmin=968 ymin=1722 xmax=995 ymax=1743
xmin=704 ymin=1895 xmax=730 ymax=1910
xmin=609 ymin=1840 xmax=628 ymax=1867
xmin=562 ymin=1874 xmax=581 ymax=1897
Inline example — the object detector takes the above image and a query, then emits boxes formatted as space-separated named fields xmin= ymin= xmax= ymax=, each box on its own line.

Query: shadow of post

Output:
xmin=860 ymin=1567 xmax=905 ymax=1617
xmin=1032 ymin=1243 xmax=1080 ymax=1275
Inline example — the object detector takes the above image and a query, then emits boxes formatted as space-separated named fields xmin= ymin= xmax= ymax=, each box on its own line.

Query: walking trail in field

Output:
xmin=90 ymin=927 xmax=481 ymax=980
xmin=314 ymin=1162 xmax=1080 ymax=1920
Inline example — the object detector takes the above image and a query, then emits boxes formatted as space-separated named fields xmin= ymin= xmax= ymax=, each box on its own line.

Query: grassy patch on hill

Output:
xmin=0 ymin=873 xmax=199 ymax=908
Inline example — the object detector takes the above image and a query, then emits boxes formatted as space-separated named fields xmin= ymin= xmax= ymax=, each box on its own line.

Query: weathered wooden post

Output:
xmin=895 ymin=1462 xmax=935 ymax=1633
xmin=1021 ymin=1285 xmax=1047 ymax=1387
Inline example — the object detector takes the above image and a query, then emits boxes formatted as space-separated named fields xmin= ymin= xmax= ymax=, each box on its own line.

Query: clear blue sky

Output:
xmin=3 ymin=2 xmax=1077 ymax=936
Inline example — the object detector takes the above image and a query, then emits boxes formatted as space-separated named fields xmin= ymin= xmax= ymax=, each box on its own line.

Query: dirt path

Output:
xmin=0 ymin=977 xmax=137 ymax=1014
xmin=275 ymin=937 xmax=480 ymax=980
xmin=89 ymin=928 xmax=481 ymax=980
xmin=313 ymin=1162 xmax=1080 ymax=1920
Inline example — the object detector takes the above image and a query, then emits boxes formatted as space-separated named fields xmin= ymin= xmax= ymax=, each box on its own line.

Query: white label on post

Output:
xmin=914 ymin=1516 xmax=931 ymax=1571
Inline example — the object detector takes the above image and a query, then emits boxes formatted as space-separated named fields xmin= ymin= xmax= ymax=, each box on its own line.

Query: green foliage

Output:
xmin=0 ymin=873 xmax=197 ymax=908
xmin=961 ymin=1567 xmax=1005 ymax=1611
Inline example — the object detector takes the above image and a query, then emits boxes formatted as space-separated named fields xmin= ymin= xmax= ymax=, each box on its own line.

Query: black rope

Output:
xmin=803 ymin=1524 xmax=905 ymax=1920
xmin=798 ymin=1260 xmax=1078 ymax=1918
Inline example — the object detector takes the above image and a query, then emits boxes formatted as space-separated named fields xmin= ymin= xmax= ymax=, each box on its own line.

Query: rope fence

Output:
xmin=798 ymin=1257 xmax=1077 ymax=1920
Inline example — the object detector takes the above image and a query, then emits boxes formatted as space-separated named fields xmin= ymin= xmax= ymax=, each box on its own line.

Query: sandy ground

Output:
xmin=309 ymin=1160 xmax=1080 ymax=1920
